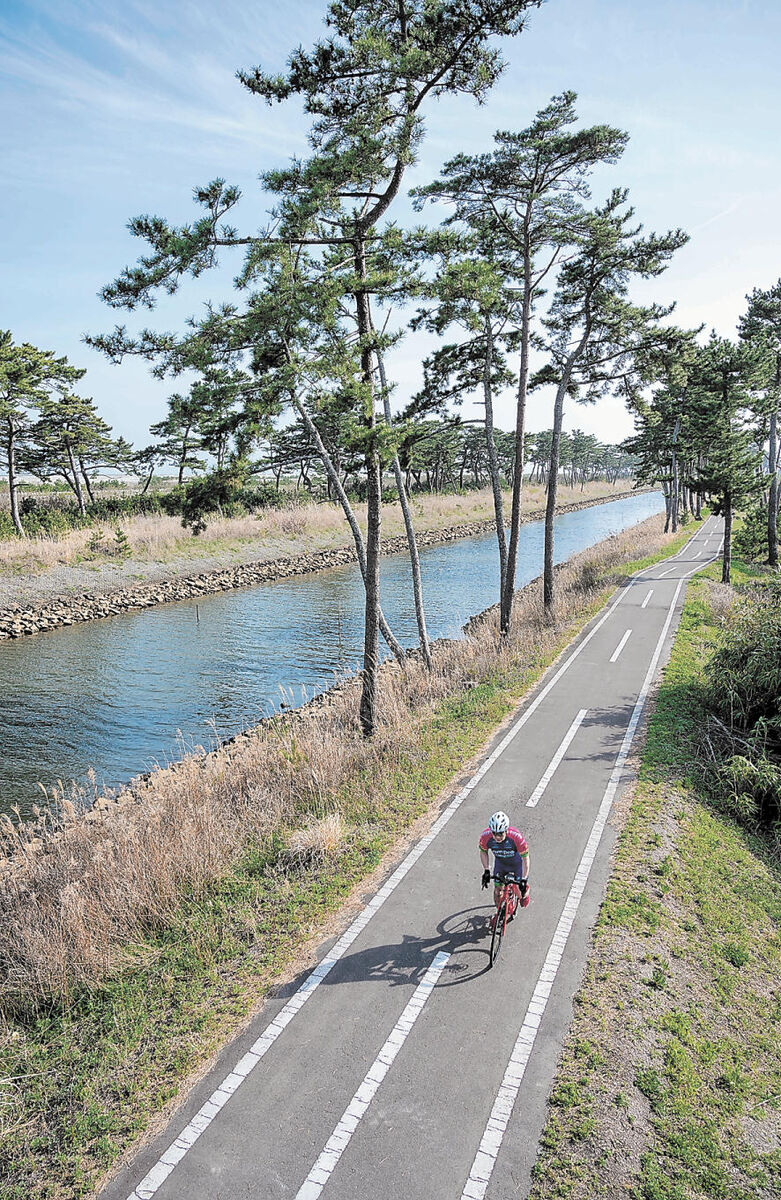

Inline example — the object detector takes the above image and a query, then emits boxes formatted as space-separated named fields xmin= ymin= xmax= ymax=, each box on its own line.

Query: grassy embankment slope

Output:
xmin=0 ymin=480 xmax=629 ymax=577
xmin=0 ymin=514 xmax=682 ymax=1200
xmin=530 ymin=558 xmax=781 ymax=1200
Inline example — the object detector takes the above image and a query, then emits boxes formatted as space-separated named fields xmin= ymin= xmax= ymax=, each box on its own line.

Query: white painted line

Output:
xmin=295 ymin=952 xmax=449 ymax=1199
xmin=526 ymin=709 xmax=588 ymax=808
xmin=641 ymin=589 xmax=654 ymax=609
xmin=662 ymin=514 xmax=713 ymax=563
xmin=609 ymin=630 xmax=632 ymax=663
xmin=126 ymin=521 xmax=719 ymax=1200
xmin=655 ymin=565 xmax=678 ymax=578
xmin=637 ymin=519 xmax=709 ymax=583
xmin=460 ymin=550 xmax=720 ymax=1200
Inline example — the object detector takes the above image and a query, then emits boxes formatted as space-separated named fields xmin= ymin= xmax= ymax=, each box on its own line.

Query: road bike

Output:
xmin=488 ymin=874 xmax=523 ymax=968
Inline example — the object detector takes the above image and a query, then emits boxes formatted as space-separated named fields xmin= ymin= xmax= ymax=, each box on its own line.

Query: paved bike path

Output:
xmin=100 ymin=517 xmax=721 ymax=1200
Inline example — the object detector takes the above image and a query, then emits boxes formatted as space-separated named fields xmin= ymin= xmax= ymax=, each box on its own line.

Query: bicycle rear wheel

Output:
xmin=489 ymin=902 xmax=506 ymax=968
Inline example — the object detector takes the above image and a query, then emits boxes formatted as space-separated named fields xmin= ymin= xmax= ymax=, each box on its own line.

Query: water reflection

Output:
xmin=1 ymin=492 xmax=664 ymax=816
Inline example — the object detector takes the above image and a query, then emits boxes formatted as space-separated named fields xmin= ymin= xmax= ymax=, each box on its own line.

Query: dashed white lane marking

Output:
xmin=125 ymin=521 xmax=718 ymax=1200
xmin=641 ymin=589 xmax=654 ymax=609
xmin=124 ymin=561 xmax=631 ymax=1199
xmin=526 ymin=709 xmax=588 ymax=808
xmin=665 ymin=515 xmax=713 ymax=562
xmin=609 ymin=629 xmax=632 ymax=663
xmin=294 ymin=952 xmax=450 ymax=1199
xmin=637 ymin=518 xmax=714 ymax=582
xmin=459 ymin=550 xmax=719 ymax=1200
xmin=655 ymin=565 xmax=678 ymax=578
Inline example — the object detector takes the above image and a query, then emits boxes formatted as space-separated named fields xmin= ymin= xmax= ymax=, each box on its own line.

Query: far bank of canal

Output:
xmin=2 ymin=492 xmax=664 ymax=817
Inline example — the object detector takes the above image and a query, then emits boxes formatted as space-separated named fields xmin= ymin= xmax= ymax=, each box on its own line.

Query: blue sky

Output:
xmin=2 ymin=0 xmax=780 ymax=451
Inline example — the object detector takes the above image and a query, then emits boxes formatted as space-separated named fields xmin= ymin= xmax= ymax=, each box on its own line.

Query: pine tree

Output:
xmin=738 ymin=281 xmax=781 ymax=566
xmin=150 ymin=390 xmax=206 ymax=484
xmin=532 ymin=189 xmax=688 ymax=608
xmin=0 ymin=332 xmax=84 ymax=533
xmin=414 ymin=91 xmax=627 ymax=632
xmin=25 ymin=392 xmax=117 ymax=513
xmin=689 ymin=335 xmax=767 ymax=583
xmin=414 ymin=249 xmax=517 ymax=603
xmin=90 ymin=0 xmax=543 ymax=735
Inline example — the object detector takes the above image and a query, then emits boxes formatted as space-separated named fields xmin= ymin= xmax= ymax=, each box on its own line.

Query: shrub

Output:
xmin=733 ymin=502 xmax=768 ymax=562
xmin=702 ymin=582 xmax=781 ymax=835
xmin=162 ymin=474 xmax=282 ymax=533
xmin=87 ymin=528 xmax=107 ymax=555
xmin=22 ymin=505 xmax=87 ymax=536
xmin=0 ymin=510 xmax=17 ymax=538
xmin=113 ymin=527 xmax=131 ymax=557
xmin=87 ymin=494 xmax=165 ymax=519
xmin=711 ymin=754 xmax=781 ymax=830
xmin=704 ymin=583 xmax=781 ymax=732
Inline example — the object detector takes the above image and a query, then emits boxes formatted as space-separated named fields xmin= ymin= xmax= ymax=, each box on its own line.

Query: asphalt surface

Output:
xmin=100 ymin=517 xmax=722 ymax=1200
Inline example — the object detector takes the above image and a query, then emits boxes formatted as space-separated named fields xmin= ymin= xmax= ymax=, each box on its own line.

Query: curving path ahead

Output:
xmin=100 ymin=517 xmax=722 ymax=1200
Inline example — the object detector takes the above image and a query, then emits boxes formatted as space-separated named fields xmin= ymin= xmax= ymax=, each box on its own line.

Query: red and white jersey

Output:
xmin=479 ymin=826 xmax=528 ymax=868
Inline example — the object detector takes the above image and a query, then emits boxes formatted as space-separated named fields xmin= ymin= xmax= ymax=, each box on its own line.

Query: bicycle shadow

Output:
xmin=318 ymin=905 xmax=501 ymax=989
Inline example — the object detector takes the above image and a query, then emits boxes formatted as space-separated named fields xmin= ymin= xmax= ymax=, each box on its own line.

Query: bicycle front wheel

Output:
xmin=489 ymin=902 xmax=506 ymax=968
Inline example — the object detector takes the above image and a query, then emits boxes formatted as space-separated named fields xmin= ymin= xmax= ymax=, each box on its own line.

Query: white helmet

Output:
xmin=489 ymin=811 xmax=510 ymax=835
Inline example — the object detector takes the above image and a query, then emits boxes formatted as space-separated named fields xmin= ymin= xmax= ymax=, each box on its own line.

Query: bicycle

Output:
xmin=488 ymin=874 xmax=523 ymax=968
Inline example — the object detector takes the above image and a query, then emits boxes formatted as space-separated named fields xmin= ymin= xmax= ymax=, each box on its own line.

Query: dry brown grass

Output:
xmin=0 ymin=514 xmax=673 ymax=1006
xmin=284 ymin=812 xmax=348 ymax=870
xmin=0 ymin=481 xmax=628 ymax=575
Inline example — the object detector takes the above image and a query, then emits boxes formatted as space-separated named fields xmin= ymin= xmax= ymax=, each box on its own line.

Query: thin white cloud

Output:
xmin=0 ymin=1 xmax=310 ymax=152
xmin=690 ymin=198 xmax=743 ymax=233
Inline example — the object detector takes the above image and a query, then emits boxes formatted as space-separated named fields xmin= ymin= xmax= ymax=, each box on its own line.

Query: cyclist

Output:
xmin=479 ymin=811 xmax=530 ymax=924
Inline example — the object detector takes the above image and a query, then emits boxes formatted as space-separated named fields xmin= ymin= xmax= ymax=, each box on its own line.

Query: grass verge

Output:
xmin=0 ymin=515 xmax=698 ymax=1199
xmin=528 ymin=558 xmax=781 ymax=1200
xmin=0 ymin=481 xmax=635 ymax=577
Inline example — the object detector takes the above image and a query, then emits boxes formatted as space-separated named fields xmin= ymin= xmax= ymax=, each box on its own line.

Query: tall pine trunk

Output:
xmin=680 ymin=473 xmax=688 ymax=518
xmin=501 ymin=275 xmax=532 ymax=635
xmin=291 ymin=392 xmax=405 ymax=665
xmin=482 ymin=318 xmax=507 ymax=603
xmin=768 ymin=408 xmax=778 ymax=566
xmin=178 ymin=424 xmax=193 ymax=486
xmin=543 ymin=379 xmax=567 ymax=610
xmin=361 ymin=441 xmax=382 ymax=736
xmin=722 ymin=492 xmax=733 ymax=584
xmin=670 ymin=417 xmax=680 ymax=532
xmin=375 ymin=346 xmax=432 ymax=669
xmin=78 ymin=456 xmax=95 ymax=504
xmin=5 ymin=422 xmax=24 ymax=536
xmin=354 ymin=237 xmax=381 ymax=737
xmin=65 ymin=436 xmax=85 ymax=515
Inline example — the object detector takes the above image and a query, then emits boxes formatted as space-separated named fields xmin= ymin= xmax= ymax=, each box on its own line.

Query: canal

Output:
xmin=1 ymin=491 xmax=664 ymax=817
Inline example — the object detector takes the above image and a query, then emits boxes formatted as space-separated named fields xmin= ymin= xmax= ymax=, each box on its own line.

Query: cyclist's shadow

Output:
xmin=322 ymin=905 xmax=498 ymax=988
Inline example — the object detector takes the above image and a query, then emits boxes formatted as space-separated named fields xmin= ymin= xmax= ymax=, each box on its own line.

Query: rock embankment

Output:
xmin=0 ymin=491 xmax=647 ymax=640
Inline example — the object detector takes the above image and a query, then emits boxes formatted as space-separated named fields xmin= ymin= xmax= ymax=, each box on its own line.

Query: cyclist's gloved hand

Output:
xmin=481 ymin=868 xmax=491 ymax=890
xmin=519 ymin=878 xmax=528 ymax=898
